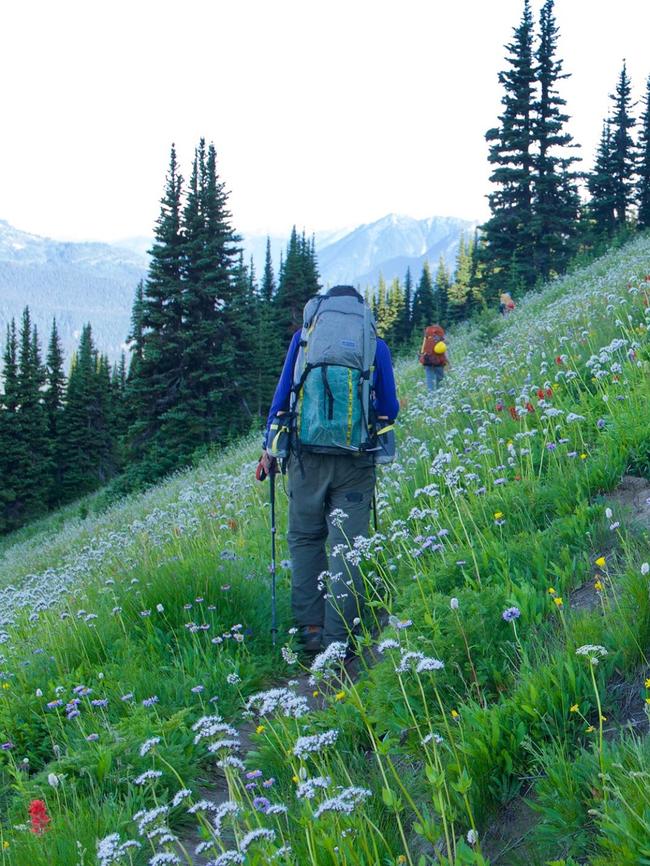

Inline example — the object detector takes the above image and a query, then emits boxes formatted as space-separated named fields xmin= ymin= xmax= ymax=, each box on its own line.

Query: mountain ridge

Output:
xmin=0 ymin=212 xmax=476 ymax=362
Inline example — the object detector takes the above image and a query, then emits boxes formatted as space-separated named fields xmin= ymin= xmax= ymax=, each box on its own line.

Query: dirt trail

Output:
xmin=178 ymin=476 xmax=650 ymax=865
xmin=177 ymin=655 xmax=363 ymax=864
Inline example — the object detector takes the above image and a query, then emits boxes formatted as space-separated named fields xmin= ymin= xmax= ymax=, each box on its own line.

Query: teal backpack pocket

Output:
xmin=298 ymin=365 xmax=363 ymax=451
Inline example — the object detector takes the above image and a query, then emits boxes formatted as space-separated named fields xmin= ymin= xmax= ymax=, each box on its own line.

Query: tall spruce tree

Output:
xmin=411 ymin=262 xmax=436 ymax=330
xmin=395 ymin=267 xmax=413 ymax=346
xmin=482 ymin=0 xmax=537 ymax=295
xmin=257 ymin=237 xmax=282 ymax=417
xmin=0 ymin=321 xmax=19 ymax=530
xmin=61 ymin=325 xmax=116 ymax=498
xmin=637 ymin=75 xmax=650 ymax=230
xmin=609 ymin=62 xmax=636 ymax=226
xmin=275 ymin=228 xmax=320 ymax=338
xmin=261 ymin=237 xmax=276 ymax=302
xmin=127 ymin=145 xmax=184 ymax=471
xmin=170 ymin=140 xmax=241 ymax=457
xmin=45 ymin=319 xmax=66 ymax=504
xmin=448 ymin=236 xmax=472 ymax=322
xmin=532 ymin=0 xmax=580 ymax=279
xmin=587 ymin=121 xmax=617 ymax=237
xmin=434 ymin=256 xmax=451 ymax=325
xmin=11 ymin=310 xmax=51 ymax=525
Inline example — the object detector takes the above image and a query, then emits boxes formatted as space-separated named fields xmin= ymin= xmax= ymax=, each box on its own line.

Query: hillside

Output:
xmin=0 ymin=237 xmax=649 ymax=865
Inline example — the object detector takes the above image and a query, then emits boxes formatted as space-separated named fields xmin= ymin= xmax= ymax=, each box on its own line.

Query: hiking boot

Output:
xmin=299 ymin=625 xmax=323 ymax=654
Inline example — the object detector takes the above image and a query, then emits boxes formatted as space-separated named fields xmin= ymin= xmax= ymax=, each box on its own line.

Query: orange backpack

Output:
xmin=419 ymin=326 xmax=447 ymax=367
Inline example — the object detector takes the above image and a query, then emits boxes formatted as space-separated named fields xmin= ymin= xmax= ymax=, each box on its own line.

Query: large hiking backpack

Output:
xmin=290 ymin=291 xmax=377 ymax=453
xmin=419 ymin=326 xmax=447 ymax=367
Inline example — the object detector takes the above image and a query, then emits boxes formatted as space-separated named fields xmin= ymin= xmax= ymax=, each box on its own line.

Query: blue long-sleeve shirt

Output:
xmin=264 ymin=330 xmax=399 ymax=446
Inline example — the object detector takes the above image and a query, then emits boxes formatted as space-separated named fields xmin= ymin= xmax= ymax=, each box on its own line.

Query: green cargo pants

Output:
xmin=287 ymin=451 xmax=376 ymax=646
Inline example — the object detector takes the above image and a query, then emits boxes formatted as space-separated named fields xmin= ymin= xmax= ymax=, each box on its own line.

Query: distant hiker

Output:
xmin=419 ymin=324 xmax=448 ymax=391
xmin=258 ymin=285 xmax=399 ymax=656
xmin=499 ymin=292 xmax=515 ymax=315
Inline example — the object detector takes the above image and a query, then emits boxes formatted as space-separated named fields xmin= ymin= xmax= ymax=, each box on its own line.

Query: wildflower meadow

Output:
xmin=1 ymin=236 xmax=650 ymax=865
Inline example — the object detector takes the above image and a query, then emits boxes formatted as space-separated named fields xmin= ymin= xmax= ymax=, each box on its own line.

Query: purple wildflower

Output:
xmin=502 ymin=607 xmax=521 ymax=622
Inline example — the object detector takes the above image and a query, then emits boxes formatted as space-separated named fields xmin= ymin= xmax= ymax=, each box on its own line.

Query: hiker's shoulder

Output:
xmin=375 ymin=337 xmax=394 ymax=362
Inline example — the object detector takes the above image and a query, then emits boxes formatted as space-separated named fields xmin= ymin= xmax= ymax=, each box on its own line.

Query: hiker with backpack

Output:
xmin=419 ymin=324 xmax=448 ymax=391
xmin=257 ymin=285 xmax=399 ymax=657
xmin=499 ymin=292 xmax=515 ymax=316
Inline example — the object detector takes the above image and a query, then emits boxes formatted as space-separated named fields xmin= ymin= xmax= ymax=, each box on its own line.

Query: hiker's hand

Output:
xmin=256 ymin=451 xmax=276 ymax=481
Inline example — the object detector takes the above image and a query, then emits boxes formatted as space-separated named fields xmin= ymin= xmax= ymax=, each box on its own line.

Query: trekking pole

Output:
xmin=269 ymin=462 xmax=278 ymax=647
xmin=372 ymin=491 xmax=379 ymax=533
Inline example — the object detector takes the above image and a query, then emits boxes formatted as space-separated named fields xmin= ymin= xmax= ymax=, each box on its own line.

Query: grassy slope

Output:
xmin=0 ymin=239 xmax=650 ymax=865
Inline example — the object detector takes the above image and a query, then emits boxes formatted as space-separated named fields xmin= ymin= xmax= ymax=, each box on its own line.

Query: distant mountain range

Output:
xmin=0 ymin=213 xmax=476 ymax=363
xmin=0 ymin=220 xmax=148 ymax=363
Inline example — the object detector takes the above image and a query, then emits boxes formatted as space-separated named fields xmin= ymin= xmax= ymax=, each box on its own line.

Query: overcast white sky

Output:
xmin=1 ymin=0 xmax=649 ymax=242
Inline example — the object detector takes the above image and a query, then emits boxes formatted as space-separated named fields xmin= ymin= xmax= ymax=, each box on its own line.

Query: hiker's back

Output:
xmin=291 ymin=291 xmax=377 ymax=453
xmin=419 ymin=325 xmax=447 ymax=367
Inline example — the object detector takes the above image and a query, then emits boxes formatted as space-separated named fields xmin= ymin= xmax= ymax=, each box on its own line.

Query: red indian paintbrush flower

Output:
xmin=508 ymin=406 xmax=519 ymax=420
xmin=28 ymin=799 xmax=50 ymax=834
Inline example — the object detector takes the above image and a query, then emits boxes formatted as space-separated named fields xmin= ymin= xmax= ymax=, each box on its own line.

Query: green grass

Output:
xmin=1 ymin=238 xmax=650 ymax=865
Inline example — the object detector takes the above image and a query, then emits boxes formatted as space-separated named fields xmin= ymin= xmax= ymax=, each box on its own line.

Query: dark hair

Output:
xmin=327 ymin=284 xmax=363 ymax=299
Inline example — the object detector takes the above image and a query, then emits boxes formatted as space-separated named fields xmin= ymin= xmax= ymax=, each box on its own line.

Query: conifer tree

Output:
xmin=171 ymin=140 xmax=241 ymax=456
xmin=61 ymin=325 xmax=116 ymax=498
xmin=637 ymin=75 xmax=650 ymax=230
xmin=482 ymin=0 xmax=537 ymax=294
xmin=609 ymin=62 xmax=636 ymax=226
xmin=45 ymin=319 xmax=66 ymax=504
xmin=386 ymin=278 xmax=405 ymax=346
xmin=588 ymin=121 xmax=617 ymax=237
xmin=127 ymin=280 xmax=145 ymax=381
xmin=0 ymin=321 xmax=19 ymax=530
xmin=532 ymin=0 xmax=580 ymax=278
xmin=261 ymin=237 xmax=276 ymax=302
xmin=434 ymin=256 xmax=451 ymax=325
xmin=395 ymin=267 xmax=413 ymax=346
xmin=10 ymin=309 xmax=51 ymax=525
xmin=127 ymin=145 xmax=184 ymax=470
xmin=275 ymin=228 xmax=320 ymax=339
xmin=411 ymin=262 xmax=436 ymax=330
xmin=448 ymin=236 xmax=472 ymax=322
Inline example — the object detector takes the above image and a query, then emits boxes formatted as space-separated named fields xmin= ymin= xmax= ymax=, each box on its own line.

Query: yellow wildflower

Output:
xmin=644 ymin=678 xmax=650 ymax=689
xmin=594 ymin=580 xmax=603 ymax=592
xmin=451 ymin=709 xmax=459 ymax=719
xmin=312 ymin=690 xmax=319 ymax=698
xmin=586 ymin=725 xmax=595 ymax=733
xmin=570 ymin=704 xmax=579 ymax=713
xmin=1 ymin=683 xmax=8 ymax=690
xmin=256 ymin=725 xmax=265 ymax=735
xmin=548 ymin=587 xmax=557 ymax=596
xmin=595 ymin=556 xmax=606 ymax=568
xmin=2 ymin=841 xmax=8 ymax=850
xmin=494 ymin=511 xmax=504 ymax=520
xmin=292 ymin=775 xmax=299 ymax=783
xmin=646 ymin=697 xmax=650 ymax=705
xmin=580 ymin=453 xmax=588 ymax=460
xmin=335 ymin=691 xmax=346 ymax=702
xmin=553 ymin=596 xmax=564 ymax=607
xmin=397 ymin=857 xmax=407 ymax=865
